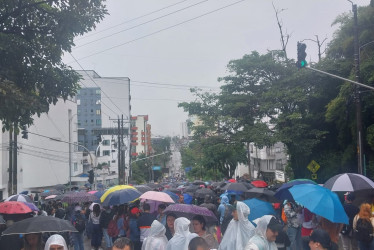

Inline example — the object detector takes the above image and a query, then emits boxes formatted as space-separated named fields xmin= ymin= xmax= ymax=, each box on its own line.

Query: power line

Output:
xmin=75 ymin=0 xmax=190 ymax=41
xmin=70 ymin=53 xmax=126 ymax=116
xmin=71 ymin=0 xmax=247 ymax=62
xmin=103 ymin=96 xmax=193 ymax=102
xmin=74 ymin=0 xmax=209 ymax=49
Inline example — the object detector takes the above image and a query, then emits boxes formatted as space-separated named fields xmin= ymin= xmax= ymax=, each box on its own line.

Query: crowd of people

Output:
xmin=0 ymin=183 xmax=373 ymax=250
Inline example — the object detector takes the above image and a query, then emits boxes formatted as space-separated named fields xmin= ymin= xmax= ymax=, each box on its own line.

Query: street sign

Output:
xmin=311 ymin=174 xmax=317 ymax=180
xmin=152 ymin=166 xmax=161 ymax=171
xmin=185 ymin=166 xmax=192 ymax=173
xmin=307 ymin=160 xmax=320 ymax=173
xmin=275 ymin=170 xmax=285 ymax=182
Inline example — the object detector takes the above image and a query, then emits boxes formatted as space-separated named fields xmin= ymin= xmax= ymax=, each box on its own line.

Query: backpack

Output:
xmin=73 ymin=214 xmax=86 ymax=232
xmin=281 ymin=207 xmax=288 ymax=224
xmin=355 ymin=218 xmax=373 ymax=242
xmin=107 ymin=219 xmax=119 ymax=237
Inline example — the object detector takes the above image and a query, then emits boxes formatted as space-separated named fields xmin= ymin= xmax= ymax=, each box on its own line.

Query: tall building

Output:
xmin=130 ymin=115 xmax=152 ymax=157
xmin=77 ymin=87 xmax=102 ymax=151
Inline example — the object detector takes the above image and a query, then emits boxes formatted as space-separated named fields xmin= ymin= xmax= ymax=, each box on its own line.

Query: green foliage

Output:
xmin=0 ymin=0 xmax=108 ymax=131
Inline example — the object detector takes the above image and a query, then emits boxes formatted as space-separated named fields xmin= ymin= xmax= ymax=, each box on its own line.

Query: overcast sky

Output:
xmin=64 ymin=0 xmax=371 ymax=137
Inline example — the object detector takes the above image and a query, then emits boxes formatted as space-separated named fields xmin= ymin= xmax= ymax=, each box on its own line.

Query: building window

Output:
xmin=102 ymin=140 xmax=110 ymax=146
xmin=103 ymin=150 xmax=110 ymax=156
xmin=96 ymin=109 xmax=101 ymax=115
xmin=77 ymin=120 xmax=81 ymax=126
xmin=74 ymin=162 xmax=78 ymax=171
xmin=91 ymin=109 xmax=94 ymax=113
xmin=91 ymin=119 xmax=94 ymax=123
xmin=275 ymin=147 xmax=281 ymax=153
xmin=77 ymin=99 xmax=81 ymax=105
xmin=96 ymin=100 xmax=101 ymax=104
xmin=96 ymin=119 xmax=101 ymax=125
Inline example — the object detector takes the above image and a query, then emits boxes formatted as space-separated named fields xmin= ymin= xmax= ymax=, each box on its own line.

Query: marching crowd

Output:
xmin=0 ymin=187 xmax=373 ymax=250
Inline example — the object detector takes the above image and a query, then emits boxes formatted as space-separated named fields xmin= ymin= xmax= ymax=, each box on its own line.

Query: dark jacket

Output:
xmin=99 ymin=210 xmax=113 ymax=229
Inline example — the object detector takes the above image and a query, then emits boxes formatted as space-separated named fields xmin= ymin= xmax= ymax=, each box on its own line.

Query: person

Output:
xmin=217 ymin=196 xmax=229 ymax=225
xmin=244 ymin=215 xmax=283 ymax=250
xmin=353 ymin=203 xmax=374 ymax=250
xmin=218 ymin=201 xmax=255 ymax=250
xmin=340 ymin=193 xmax=360 ymax=250
xmin=157 ymin=204 xmax=167 ymax=226
xmin=308 ymin=229 xmax=338 ymax=250
xmin=22 ymin=233 xmax=44 ymax=250
xmin=138 ymin=203 xmax=156 ymax=243
xmin=55 ymin=203 xmax=66 ymax=219
xmin=188 ymin=237 xmax=210 ymax=250
xmin=44 ymin=234 xmax=68 ymax=250
xmin=166 ymin=217 xmax=198 ymax=250
xmin=218 ymin=195 xmax=234 ymax=235
xmin=318 ymin=217 xmax=342 ymax=245
xmin=117 ymin=205 xmax=128 ymax=238
xmin=71 ymin=206 xmax=85 ymax=250
xmin=113 ymin=237 xmax=134 ymax=250
xmin=129 ymin=207 xmax=141 ymax=250
xmin=141 ymin=220 xmax=168 ymax=250
xmin=199 ymin=195 xmax=217 ymax=217
xmin=191 ymin=215 xmax=218 ymax=249
xmin=283 ymin=201 xmax=302 ymax=250
xmin=100 ymin=206 xmax=114 ymax=250
xmin=165 ymin=213 xmax=177 ymax=240
xmin=89 ymin=203 xmax=102 ymax=250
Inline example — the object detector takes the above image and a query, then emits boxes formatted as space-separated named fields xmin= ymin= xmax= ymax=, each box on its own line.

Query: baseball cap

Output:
xmin=130 ymin=207 xmax=140 ymax=215
xmin=267 ymin=217 xmax=283 ymax=232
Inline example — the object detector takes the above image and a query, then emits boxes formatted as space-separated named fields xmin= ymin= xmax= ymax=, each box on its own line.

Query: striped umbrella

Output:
xmin=324 ymin=173 xmax=374 ymax=191
xmin=5 ymin=194 xmax=33 ymax=203
xmin=61 ymin=192 xmax=99 ymax=204
xmin=100 ymin=185 xmax=141 ymax=206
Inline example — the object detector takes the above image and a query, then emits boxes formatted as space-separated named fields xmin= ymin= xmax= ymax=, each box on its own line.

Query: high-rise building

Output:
xmin=130 ymin=115 xmax=152 ymax=157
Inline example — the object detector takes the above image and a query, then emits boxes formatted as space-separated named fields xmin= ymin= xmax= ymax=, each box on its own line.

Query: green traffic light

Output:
xmin=300 ymin=60 xmax=306 ymax=68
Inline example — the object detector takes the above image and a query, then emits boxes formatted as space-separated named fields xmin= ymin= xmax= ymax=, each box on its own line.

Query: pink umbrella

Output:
xmin=45 ymin=195 xmax=57 ymax=200
xmin=139 ymin=191 xmax=175 ymax=203
xmin=88 ymin=191 xmax=97 ymax=194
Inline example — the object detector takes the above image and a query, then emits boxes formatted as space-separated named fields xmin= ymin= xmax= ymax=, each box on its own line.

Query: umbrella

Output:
xmin=146 ymin=183 xmax=162 ymax=189
xmin=93 ymin=190 xmax=105 ymax=199
xmin=289 ymin=184 xmax=348 ymax=224
xmin=324 ymin=173 xmax=374 ymax=191
xmin=0 ymin=201 xmax=33 ymax=214
xmin=5 ymin=194 xmax=33 ymax=203
xmin=184 ymin=185 xmax=200 ymax=194
xmin=220 ymin=182 xmax=250 ymax=194
xmin=140 ymin=191 xmax=175 ymax=203
xmin=100 ymin=185 xmax=138 ymax=202
xmin=54 ymin=184 xmax=67 ymax=191
xmin=45 ymin=195 xmax=57 ymax=200
xmin=274 ymin=179 xmax=317 ymax=201
xmin=134 ymin=185 xmax=152 ymax=194
xmin=40 ymin=190 xmax=61 ymax=197
xmin=243 ymin=198 xmax=275 ymax=222
xmin=165 ymin=188 xmax=181 ymax=195
xmin=101 ymin=188 xmax=142 ymax=206
xmin=193 ymin=181 xmax=205 ymax=185
xmin=61 ymin=192 xmax=99 ymax=204
xmin=24 ymin=202 xmax=39 ymax=212
xmin=194 ymin=188 xmax=216 ymax=199
xmin=244 ymin=188 xmax=280 ymax=203
xmin=163 ymin=191 xmax=179 ymax=203
xmin=183 ymin=193 xmax=193 ymax=204
xmin=251 ymin=180 xmax=268 ymax=188
xmin=2 ymin=216 xmax=77 ymax=235
xmin=228 ymin=179 xmax=237 ymax=183
xmin=164 ymin=204 xmax=217 ymax=223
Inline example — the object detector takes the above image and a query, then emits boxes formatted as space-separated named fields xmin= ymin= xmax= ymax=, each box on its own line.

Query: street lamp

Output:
xmin=68 ymin=112 xmax=78 ymax=190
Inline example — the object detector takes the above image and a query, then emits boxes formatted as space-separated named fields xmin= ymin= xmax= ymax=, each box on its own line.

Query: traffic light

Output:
xmin=88 ymin=170 xmax=94 ymax=184
xmin=21 ymin=126 xmax=28 ymax=139
xmin=296 ymin=42 xmax=307 ymax=69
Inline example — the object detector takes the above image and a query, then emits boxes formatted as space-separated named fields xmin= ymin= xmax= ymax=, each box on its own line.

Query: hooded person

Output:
xmin=44 ymin=234 xmax=68 ymax=250
xmin=199 ymin=195 xmax=217 ymax=216
xmin=244 ymin=215 xmax=283 ymax=250
xmin=218 ymin=201 xmax=255 ymax=250
xmin=217 ymin=195 xmax=229 ymax=224
xmin=142 ymin=220 xmax=168 ymax=250
xmin=166 ymin=217 xmax=198 ymax=250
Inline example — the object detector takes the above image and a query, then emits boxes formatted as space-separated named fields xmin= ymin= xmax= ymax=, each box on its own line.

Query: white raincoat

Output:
xmin=44 ymin=234 xmax=68 ymax=250
xmin=244 ymin=215 xmax=278 ymax=250
xmin=166 ymin=217 xmax=198 ymax=250
xmin=218 ymin=201 xmax=255 ymax=250
xmin=142 ymin=220 xmax=168 ymax=250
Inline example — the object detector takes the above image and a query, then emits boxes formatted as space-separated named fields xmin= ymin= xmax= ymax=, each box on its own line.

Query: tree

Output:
xmin=0 ymin=0 xmax=108 ymax=131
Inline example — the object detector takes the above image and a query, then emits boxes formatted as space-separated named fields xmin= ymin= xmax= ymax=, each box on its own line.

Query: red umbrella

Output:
xmin=228 ymin=179 xmax=237 ymax=183
xmin=251 ymin=180 xmax=268 ymax=188
xmin=0 ymin=201 xmax=33 ymax=214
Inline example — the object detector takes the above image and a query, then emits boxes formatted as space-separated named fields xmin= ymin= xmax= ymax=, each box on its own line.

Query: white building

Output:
xmin=180 ymin=122 xmax=189 ymax=139
xmin=0 ymin=97 xmax=82 ymax=199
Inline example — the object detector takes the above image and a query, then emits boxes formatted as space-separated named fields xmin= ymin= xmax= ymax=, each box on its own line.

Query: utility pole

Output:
xmin=8 ymin=129 xmax=13 ymax=196
xmin=247 ymin=142 xmax=252 ymax=180
xmin=352 ymin=3 xmax=363 ymax=174
xmin=117 ymin=116 xmax=122 ymax=184
xmin=120 ymin=114 xmax=125 ymax=184
xmin=12 ymin=124 xmax=18 ymax=195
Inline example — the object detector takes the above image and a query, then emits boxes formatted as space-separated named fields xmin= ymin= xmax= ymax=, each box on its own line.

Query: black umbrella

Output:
xmin=193 ymin=180 xmax=205 ymax=185
xmin=54 ymin=184 xmax=67 ymax=191
xmin=165 ymin=188 xmax=181 ymax=195
xmin=244 ymin=188 xmax=280 ymax=203
xmin=134 ymin=185 xmax=152 ymax=194
xmin=220 ymin=183 xmax=249 ymax=193
xmin=184 ymin=185 xmax=200 ymax=194
xmin=194 ymin=188 xmax=216 ymax=199
xmin=2 ymin=216 xmax=77 ymax=235
xmin=146 ymin=183 xmax=162 ymax=189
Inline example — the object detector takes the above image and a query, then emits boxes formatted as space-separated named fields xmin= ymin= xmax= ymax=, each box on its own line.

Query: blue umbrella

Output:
xmin=101 ymin=188 xmax=141 ymax=206
xmin=163 ymin=190 xmax=179 ymax=203
xmin=274 ymin=179 xmax=317 ymax=201
xmin=289 ymin=184 xmax=348 ymax=224
xmin=93 ymin=190 xmax=105 ymax=199
xmin=243 ymin=198 xmax=275 ymax=222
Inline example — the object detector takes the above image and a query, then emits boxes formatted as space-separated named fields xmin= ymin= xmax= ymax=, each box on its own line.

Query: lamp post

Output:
xmin=68 ymin=112 xmax=78 ymax=190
